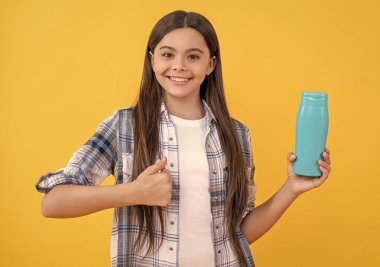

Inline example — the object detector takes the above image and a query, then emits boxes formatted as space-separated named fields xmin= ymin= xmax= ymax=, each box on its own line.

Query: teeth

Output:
xmin=170 ymin=77 xmax=189 ymax=82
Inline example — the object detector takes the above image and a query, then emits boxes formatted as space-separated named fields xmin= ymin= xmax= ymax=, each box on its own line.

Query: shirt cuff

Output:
xmin=35 ymin=168 xmax=90 ymax=193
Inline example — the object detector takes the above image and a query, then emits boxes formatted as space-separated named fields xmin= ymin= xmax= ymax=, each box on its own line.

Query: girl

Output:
xmin=36 ymin=10 xmax=331 ymax=267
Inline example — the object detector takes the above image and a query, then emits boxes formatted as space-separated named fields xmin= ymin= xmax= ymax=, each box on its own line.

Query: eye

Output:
xmin=162 ymin=53 xmax=173 ymax=59
xmin=189 ymin=54 xmax=199 ymax=60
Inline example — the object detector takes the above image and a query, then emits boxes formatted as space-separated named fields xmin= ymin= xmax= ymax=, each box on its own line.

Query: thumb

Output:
xmin=144 ymin=156 xmax=167 ymax=175
xmin=288 ymin=152 xmax=296 ymax=169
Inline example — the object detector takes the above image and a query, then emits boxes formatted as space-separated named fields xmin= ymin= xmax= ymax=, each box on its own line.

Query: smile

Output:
xmin=168 ymin=76 xmax=192 ymax=83
xmin=168 ymin=76 xmax=190 ymax=82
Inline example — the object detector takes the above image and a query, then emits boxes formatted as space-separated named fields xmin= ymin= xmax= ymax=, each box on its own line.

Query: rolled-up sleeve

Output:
xmin=35 ymin=111 xmax=119 ymax=193
xmin=242 ymin=126 xmax=256 ymax=219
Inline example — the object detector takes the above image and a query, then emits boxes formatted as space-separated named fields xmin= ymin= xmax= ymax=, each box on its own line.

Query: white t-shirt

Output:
xmin=170 ymin=114 xmax=215 ymax=267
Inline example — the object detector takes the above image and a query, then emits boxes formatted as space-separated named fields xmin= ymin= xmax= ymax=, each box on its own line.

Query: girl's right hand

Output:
xmin=133 ymin=157 xmax=172 ymax=206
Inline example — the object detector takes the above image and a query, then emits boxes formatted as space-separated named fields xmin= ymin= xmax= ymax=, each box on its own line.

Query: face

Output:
xmin=150 ymin=27 xmax=216 ymax=103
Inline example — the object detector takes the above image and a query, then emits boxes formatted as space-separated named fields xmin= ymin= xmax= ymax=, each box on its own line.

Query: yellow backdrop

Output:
xmin=1 ymin=0 xmax=379 ymax=266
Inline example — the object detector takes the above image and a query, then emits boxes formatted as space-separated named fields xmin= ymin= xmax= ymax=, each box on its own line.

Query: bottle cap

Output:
xmin=301 ymin=91 xmax=328 ymax=107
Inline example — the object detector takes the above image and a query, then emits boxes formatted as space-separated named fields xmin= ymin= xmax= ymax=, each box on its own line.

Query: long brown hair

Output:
xmin=132 ymin=10 xmax=249 ymax=264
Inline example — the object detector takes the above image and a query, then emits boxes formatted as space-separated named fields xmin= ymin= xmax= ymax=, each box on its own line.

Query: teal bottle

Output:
xmin=294 ymin=92 xmax=329 ymax=177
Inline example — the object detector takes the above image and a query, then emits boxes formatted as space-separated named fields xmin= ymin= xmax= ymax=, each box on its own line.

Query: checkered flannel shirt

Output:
xmin=36 ymin=100 xmax=256 ymax=266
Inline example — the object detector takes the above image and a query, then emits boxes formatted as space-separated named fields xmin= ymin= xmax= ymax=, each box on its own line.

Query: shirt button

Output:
xmin=170 ymin=221 xmax=175 ymax=225
xmin=169 ymin=247 xmax=174 ymax=251
xmin=215 ymin=225 xmax=219 ymax=229
xmin=217 ymin=250 xmax=221 ymax=254
xmin=169 ymin=137 xmax=173 ymax=141
xmin=213 ymin=170 xmax=217 ymax=174
xmin=208 ymin=144 xmax=211 ymax=148
xmin=170 ymin=163 xmax=174 ymax=167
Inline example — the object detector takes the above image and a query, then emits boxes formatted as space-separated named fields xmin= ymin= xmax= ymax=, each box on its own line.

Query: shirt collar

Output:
xmin=160 ymin=99 xmax=217 ymax=126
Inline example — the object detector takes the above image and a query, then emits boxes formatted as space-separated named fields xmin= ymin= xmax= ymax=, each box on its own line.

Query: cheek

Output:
xmin=154 ymin=72 xmax=165 ymax=86
xmin=152 ymin=62 xmax=169 ymax=75
xmin=193 ymin=68 xmax=208 ymax=79
xmin=196 ymin=63 xmax=212 ymax=76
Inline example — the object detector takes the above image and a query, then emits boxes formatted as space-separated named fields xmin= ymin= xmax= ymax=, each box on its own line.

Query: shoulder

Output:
xmin=115 ymin=105 xmax=136 ymax=119
xmin=231 ymin=118 xmax=253 ymax=149
xmin=231 ymin=118 xmax=250 ymax=135
xmin=100 ymin=105 xmax=136 ymax=128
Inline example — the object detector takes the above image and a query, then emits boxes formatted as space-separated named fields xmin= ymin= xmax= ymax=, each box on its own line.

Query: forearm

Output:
xmin=241 ymin=180 xmax=299 ymax=244
xmin=41 ymin=183 xmax=139 ymax=218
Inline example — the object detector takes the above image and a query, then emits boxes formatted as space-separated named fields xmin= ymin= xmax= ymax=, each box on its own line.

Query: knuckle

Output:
xmin=146 ymin=166 xmax=154 ymax=173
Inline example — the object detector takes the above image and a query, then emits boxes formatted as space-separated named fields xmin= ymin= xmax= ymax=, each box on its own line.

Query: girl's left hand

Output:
xmin=286 ymin=148 xmax=331 ymax=196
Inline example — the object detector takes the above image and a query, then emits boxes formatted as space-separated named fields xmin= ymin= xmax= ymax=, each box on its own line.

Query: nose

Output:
xmin=172 ymin=57 xmax=187 ymax=71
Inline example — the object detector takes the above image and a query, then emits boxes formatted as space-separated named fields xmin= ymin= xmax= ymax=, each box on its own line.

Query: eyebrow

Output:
xmin=158 ymin=45 xmax=204 ymax=54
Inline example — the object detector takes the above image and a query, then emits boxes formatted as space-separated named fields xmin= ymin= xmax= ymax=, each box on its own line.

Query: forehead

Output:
xmin=156 ymin=27 xmax=209 ymax=53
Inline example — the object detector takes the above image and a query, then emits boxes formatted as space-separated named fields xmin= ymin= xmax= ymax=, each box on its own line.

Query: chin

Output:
xmin=163 ymin=90 xmax=197 ymax=100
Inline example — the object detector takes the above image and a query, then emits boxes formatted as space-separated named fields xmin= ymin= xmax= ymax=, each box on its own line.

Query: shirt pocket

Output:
xmin=122 ymin=153 xmax=134 ymax=176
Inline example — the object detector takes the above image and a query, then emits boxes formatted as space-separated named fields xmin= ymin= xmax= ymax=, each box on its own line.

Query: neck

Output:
xmin=163 ymin=94 xmax=205 ymax=120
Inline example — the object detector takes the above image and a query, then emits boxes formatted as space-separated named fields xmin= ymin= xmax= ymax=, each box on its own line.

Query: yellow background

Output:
xmin=1 ymin=0 xmax=379 ymax=266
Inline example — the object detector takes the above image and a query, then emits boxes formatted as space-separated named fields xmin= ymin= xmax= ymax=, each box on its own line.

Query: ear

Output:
xmin=207 ymin=56 xmax=216 ymax=75
xmin=149 ymin=51 xmax=155 ymax=69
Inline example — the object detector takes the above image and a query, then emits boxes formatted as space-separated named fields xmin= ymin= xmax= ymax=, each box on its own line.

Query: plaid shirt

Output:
xmin=36 ymin=100 xmax=256 ymax=267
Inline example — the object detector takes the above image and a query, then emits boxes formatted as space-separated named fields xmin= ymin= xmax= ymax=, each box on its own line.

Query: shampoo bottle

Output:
xmin=294 ymin=92 xmax=329 ymax=177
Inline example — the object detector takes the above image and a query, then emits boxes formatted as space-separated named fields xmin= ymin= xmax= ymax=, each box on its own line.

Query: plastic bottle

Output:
xmin=294 ymin=92 xmax=329 ymax=177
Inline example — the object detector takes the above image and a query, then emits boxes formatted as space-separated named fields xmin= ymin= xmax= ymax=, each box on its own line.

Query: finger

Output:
xmin=158 ymin=168 xmax=171 ymax=178
xmin=318 ymin=160 xmax=331 ymax=172
xmin=322 ymin=152 xmax=331 ymax=165
xmin=144 ymin=157 xmax=167 ymax=175
xmin=322 ymin=163 xmax=330 ymax=176
xmin=313 ymin=167 xmax=329 ymax=187
xmin=325 ymin=147 xmax=330 ymax=155
xmin=319 ymin=166 xmax=329 ymax=181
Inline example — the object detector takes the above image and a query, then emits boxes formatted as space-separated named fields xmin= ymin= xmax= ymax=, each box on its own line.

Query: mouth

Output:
xmin=167 ymin=76 xmax=192 ymax=85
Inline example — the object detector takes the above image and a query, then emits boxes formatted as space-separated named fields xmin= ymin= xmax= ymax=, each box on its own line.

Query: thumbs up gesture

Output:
xmin=133 ymin=157 xmax=172 ymax=206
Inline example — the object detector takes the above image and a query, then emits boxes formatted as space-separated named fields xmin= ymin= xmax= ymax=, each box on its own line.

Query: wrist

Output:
xmin=283 ymin=179 xmax=301 ymax=200
xmin=118 ymin=182 xmax=142 ymax=206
